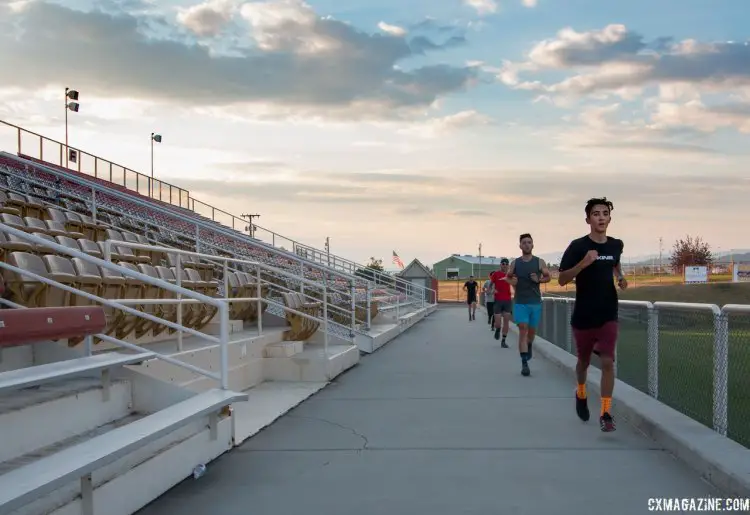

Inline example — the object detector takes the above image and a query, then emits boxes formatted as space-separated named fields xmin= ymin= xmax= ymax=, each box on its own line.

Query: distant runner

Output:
xmin=490 ymin=258 xmax=512 ymax=348
xmin=464 ymin=275 xmax=479 ymax=321
xmin=506 ymin=234 xmax=551 ymax=377
xmin=558 ymin=197 xmax=627 ymax=433
xmin=483 ymin=275 xmax=495 ymax=326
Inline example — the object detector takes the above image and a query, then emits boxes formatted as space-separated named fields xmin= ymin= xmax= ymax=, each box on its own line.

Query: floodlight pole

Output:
xmin=65 ymin=88 xmax=69 ymax=168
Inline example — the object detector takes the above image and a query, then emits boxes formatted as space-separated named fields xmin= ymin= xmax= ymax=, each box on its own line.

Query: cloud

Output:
xmin=0 ymin=0 xmax=478 ymax=121
xmin=464 ymin=0 xmax=497 ymax=16
xmin=177 ymin=165 xmax=750 ymax=217
xmin=378 ymin=21 xmax=406 ymax=36
xmin=499 ymin=24 xmax=750 ymax=98
xmin=521 ymin=0 xmax=538 ymax=6
xmin=453 ymin=209 xmax=492 ymax=217
xmin=176 ymin=0 xmax=235 ymax=37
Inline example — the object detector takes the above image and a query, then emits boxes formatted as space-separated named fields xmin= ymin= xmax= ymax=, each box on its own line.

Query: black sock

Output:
xmin=520 ymin=352 xmax=528 ymax=363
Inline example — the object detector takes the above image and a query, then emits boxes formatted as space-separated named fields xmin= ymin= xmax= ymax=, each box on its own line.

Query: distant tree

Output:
xmin=366 ymin=257 xmax=384 ymax=271
xmin=670 ymin=235 xmax=713 ymax=270
xmin=355 ymin=257 xmax=387 ymax=283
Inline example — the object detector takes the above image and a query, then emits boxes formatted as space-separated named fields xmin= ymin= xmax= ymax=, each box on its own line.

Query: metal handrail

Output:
xmin=1 ymin=153 xmax=369 ymax=285
xmin=2 ymin=120 xmax=189 ymax=206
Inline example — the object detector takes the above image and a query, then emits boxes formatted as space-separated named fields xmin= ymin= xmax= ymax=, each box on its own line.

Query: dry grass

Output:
xmin=554 ymin=281 xmax=750 ymax=307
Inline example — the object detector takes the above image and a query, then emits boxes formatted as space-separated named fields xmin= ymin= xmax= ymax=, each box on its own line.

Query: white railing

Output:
xmin=2 ymin=156 xmax=436 ymax=329
xmin=0 ymin=224 xmax=354 ymax=388
xmin=1 ymin=156 xmax=382 ymax=290
xmin=0 ymin=224 xmax=231 ymax=388
xmin=104 ymin=239 xmax=349 ymax=351
xmin=539 ymin=296 xmax=749 ymax=448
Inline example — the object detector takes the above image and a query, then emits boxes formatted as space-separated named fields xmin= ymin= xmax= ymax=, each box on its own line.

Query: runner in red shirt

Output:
xmin=490 ymin=258 xmax=513 ymax=348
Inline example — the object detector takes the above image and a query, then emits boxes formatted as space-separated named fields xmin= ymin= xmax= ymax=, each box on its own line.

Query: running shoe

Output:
xmin=600 ymin=412 xmax=616 ymax=432
xmin=575 ymin=393 xmax=590 ymax=422
xmin=521 ymin=362 xmax=530 ymax=376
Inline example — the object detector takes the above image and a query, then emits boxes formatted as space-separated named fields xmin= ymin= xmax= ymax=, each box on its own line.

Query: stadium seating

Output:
xmin=0 ymin=152 xmax=414 ymax=338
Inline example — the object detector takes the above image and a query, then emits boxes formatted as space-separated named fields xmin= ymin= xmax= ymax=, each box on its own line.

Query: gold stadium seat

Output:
xmin=43 ymin=254 xmax=100 ymax=310
xmin=236 ymin=271 xmax=268 ymax=322
xmin=1 ymin=213 xmax=27 ymax=232
xmin=0 ymin=191 xmax=21 ymax=216
xmin=78 ymin=239 xmax=103 ymax=259
xmin=4 ymin=193 xmax=30 ymax=217
xmin=154 ymin=266 xmax=187 ymax=333
xmin=1 ymin=251 xmax=73 ymax=309
xmin=30 ymin=232 xmax=57 ymax=255
xmin=280 ymin=292 xmax=321 ymax=341
xmin=0 ymin=232 xmax=33 ymax=261
xmin=169 ymin=266 xmax=201 ymax=329
xmin=23 ymin=195 xmax=45 ymax=219
xmin=138 ymin=263 xmax=173 ymax=337
xmin=118 ymin=261 xmax=158 ymax=339
xmin=225 ymin=272 xmax=246 ymax=320
xmin=23 ymin=217 xmax=55 ymax=236
xmin=185 ymin=267 xmax=218 ymax=328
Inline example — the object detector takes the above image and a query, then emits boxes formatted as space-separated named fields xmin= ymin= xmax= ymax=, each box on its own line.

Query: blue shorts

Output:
xmin=514 ymin=303 xmax=542 ymax=329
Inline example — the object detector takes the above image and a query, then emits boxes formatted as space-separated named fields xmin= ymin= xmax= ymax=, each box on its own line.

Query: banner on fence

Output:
xmin=684 ymin=266 xmax=708 ymax=284
xmin=734 ymin=263 xmax=750 ymax=283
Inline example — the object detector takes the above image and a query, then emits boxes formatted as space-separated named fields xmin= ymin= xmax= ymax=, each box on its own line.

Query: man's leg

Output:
xmin=514 ymin=304 xmax=531 ymax=376
xmin=573 ymin=327 xmax=596 ymax=422
xmin=487 ymin=301 xmax=494 ymax=325
xmin=467 ymin=298 xmax=472 ymax=320
xmin=525 ymin=303 xmax=542 ymax=360
xmin=594 ymin=321 xmax=619 ymax=432
xmin=471 ymin=300 xmax=477 ymax=319
xmin=501 ymin=311 xmax=510 ymax=348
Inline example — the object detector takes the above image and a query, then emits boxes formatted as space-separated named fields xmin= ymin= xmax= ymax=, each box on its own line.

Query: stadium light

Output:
xmin=150 ymin=132 xmax=162 ymax=198
xmin=65 ymin=87 xmax=80 ymax=168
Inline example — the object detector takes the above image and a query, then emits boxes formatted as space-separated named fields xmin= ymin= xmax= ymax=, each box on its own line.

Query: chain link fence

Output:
xmin=538 ymin=298 xmax=750 ymax=449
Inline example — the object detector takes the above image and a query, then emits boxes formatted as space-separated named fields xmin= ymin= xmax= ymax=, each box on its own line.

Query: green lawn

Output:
xmin=542 ymin=304 xmax=750 ymax=449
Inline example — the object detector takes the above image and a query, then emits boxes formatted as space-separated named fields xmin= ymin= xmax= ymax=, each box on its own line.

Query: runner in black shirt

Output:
xmin=558 ymin=197 xmax=627 ymax=432
xmin=463 ymin=276 xmax=479 ymax=321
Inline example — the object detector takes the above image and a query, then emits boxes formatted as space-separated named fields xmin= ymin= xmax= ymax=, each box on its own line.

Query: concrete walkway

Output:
xmin=138 ymin=305 xmax=721 ymax=515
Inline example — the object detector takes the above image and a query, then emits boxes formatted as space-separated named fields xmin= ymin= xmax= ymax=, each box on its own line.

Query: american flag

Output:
xmin=392 ymin=251 xmax=405 ymax=269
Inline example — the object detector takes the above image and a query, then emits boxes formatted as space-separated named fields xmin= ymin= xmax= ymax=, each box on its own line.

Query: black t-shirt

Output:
xmin=559 ymin=235 xmax=624 ymax=329
xmin=464 ymin=280 xmax=478 ymax=298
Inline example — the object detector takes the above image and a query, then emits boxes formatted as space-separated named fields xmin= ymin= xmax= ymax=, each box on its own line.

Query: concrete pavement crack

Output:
xmin=289 ymin=415 xmax=370 ymax=452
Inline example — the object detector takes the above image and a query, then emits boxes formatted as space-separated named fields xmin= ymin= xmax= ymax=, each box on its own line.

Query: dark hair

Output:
xmin=585 ymin=197 xmax=614 ymax=217
xmin=519 ymin=233 xmax=532 ymax=242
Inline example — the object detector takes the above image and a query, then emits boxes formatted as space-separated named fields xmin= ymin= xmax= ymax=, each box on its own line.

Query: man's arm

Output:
xmin=506 ymin=261 xmax=518 ymax=286
xmin=558 ymin=243 xmax=583 ymax=286
xmin=538 ymin=258 xmax=551 ymax=284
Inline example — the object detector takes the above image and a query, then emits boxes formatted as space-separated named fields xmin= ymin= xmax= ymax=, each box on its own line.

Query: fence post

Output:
xmin=350 ymin=280 xmax=356 ymax=337
xmin=565 ymin=301 xmax=573 ymax=354
xmin=713 ymin=310 xmax=729 ymax=436
xmin=366 ymin=283 xmax=372 ymax=331
xmin=647 ymin=305 xmax=659 ymax=399
xmin=552 ymin=299 xmax=559 ymax=344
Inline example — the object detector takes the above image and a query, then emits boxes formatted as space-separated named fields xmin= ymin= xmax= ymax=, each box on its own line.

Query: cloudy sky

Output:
xmin=1 ymin=0 xmax=749 ymax=267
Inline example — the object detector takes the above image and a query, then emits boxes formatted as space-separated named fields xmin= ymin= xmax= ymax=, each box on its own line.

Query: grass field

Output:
xmin=540 ymin=282 xmax=750 ymax=448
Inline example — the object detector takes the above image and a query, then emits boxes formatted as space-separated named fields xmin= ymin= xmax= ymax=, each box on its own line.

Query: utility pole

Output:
xmin=325 ymin=237 xmax=330 ymax=267
xmin=478 ymin=243 xmax=482 ymax=278
xmin=659 ymin=237 xmax=663 ymax=282
xmin=242 ymin=213 xmax=260 ymax=238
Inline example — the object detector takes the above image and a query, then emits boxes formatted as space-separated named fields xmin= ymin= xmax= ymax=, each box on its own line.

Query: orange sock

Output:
xmin=601 ymin=397 xmax=612 ymax=416
xmin=576 ymin=384 xmax=586 ymax=399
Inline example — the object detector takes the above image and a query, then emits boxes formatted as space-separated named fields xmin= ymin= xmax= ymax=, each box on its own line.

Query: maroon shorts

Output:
xmin=572 ymin=321 xmax=618 ymax=361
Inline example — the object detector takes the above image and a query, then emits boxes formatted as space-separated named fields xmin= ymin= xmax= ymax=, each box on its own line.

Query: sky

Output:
xmin=1 ymin=0 xmax=749 ymax=268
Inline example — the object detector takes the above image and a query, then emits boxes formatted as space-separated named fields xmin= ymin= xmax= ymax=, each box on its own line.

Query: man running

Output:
xmin=483 ymin=275 xmax=495 ymax=326
xmin=463 ymin=275 xmax=479 ymax=321
xmin=506 ymin=234 xmax=550 ymax=377
xmin=558 ymin=197 xmax=627 ymax=433
xmin=490 ymin=258 xmax=512 ymax=348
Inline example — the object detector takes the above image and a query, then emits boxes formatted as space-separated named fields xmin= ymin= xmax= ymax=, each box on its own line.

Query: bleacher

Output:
xmin=0 ymin=131 xmax=437 ymax=515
